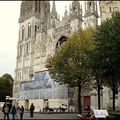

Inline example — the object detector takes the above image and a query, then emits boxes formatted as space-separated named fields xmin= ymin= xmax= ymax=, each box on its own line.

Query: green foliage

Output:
xmin=47 ymin=28 xmax=95 ymax=87
xmin=0 ymin=74 xmax=14 ymax=102
xmin=93 ymin=11 xmax=120 ymax=110
xmin=94 ymin=11 xmax=120 ymax=88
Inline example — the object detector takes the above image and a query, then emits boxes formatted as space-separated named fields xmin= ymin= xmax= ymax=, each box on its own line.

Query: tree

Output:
xmin=47 ymin=28 xmax=95 ymax=114
xmin=0 ymin=74 xmax=14 ymax=101
xmin=93 ymin=11 xmax=120 ymax=111
xmin=90 ymin=48 xmax=105 ymax=109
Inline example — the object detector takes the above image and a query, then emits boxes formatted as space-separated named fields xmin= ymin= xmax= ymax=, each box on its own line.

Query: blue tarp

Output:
xmin=20 ymin=71 xmax=57 ymax=90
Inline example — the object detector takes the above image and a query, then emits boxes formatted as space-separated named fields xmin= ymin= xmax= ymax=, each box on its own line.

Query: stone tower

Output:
xmin=84 ymin=1 xmax=98 ymax=29
xmin=14 ymin=1 xmax=50 ymax=97
xmin=69 ymin=0 xmax=83 ymax=32
xmin=51 ymin=1 xmax=58 ymax=27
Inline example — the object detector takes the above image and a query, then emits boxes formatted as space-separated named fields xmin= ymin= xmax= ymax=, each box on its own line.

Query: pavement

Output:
xmin=0 ymin=111 xmax=79 ymax=120
xmin=1 ymin=111 xmax=120 ymax=120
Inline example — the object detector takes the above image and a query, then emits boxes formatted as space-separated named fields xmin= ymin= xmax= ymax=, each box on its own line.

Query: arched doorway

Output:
xmin=43 ymin=99 xmax=49 ymax=111
xmin=82 ymin=86 xmax=92 ymax=110
xmin=24 ymin=99 xmax=29 ymax=110
xmin=84 ymin=96 xmax=91 ymax=110
xmin=56 ymin=36 xmax=67 ymax=49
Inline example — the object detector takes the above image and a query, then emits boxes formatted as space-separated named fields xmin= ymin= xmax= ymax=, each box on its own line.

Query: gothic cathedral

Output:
xmin=13 ymin=1 xmax=100 ymax=111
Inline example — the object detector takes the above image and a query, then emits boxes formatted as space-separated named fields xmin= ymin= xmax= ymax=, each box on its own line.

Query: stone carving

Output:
xmin=44 ymin=2 xmax=50 ymax=15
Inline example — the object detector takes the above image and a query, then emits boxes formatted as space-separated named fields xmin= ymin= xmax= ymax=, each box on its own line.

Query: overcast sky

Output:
xmin=0 ymin=1 xmax=74 ymax=77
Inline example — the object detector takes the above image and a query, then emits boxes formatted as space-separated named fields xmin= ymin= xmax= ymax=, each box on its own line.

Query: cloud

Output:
xmin=0 ymin=1 xmax=20 ymax=77
xmin=0 ymin=53 xmax=16 ymax=77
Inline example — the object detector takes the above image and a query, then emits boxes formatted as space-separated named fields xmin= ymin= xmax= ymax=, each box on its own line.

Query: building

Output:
xmin=13 ymin=1 xmax=99 ymax=111
xmin=100 ymin=1 xmax=120 ymax=22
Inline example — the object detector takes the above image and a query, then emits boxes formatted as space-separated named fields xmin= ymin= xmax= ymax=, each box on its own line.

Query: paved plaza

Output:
xmin=1 ymin=110 xmax=120 ymax=120
xmin=0 ymin=111 xmax=78 ymax=120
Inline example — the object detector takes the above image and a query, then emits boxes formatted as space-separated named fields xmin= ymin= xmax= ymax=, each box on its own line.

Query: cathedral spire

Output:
xmin=19 ymin=1 xmax=41 ymax=23
xmin=52 ymin=0 xmax=57 ymax=18
xmin=84 ymin=1 xmax=98 ymax=17
xmin=70 ymin=1 xmax=82 ymax=18
xmin=62 ymin=6 xmax=69 ymax=21
xmin=64 ymin=6 xmax=68 ymax=17
xmin=84 ymin=1 xmax=98 ymax=29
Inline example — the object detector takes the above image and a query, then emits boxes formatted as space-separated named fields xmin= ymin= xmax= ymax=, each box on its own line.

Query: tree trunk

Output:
xmin=78 ymin=80 xmax=81 ymax=114
xmin=98 ymin=85 xmax=101 ymax=109
xmin=112 ymin=87 xmax=116 ymax=111
xmin=113 ymin=90 xmax=115 ymax=111
xmin=112 ymin=78 xmax=115 ymax=111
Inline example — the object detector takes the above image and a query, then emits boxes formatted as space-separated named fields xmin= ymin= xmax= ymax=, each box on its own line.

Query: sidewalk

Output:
xmin=0 ymin=111 xmax=79 ymax=120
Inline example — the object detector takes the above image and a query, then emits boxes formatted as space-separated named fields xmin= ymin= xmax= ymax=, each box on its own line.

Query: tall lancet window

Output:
xmin=26 ymin=42 xmax=29 ymax=54
xmin=35 ymin=25 xmax=37 ymax=37
xmin=28 ymin=25 xmax=31 ymax=38
xmin=22 ymin=27 xmax=25 ymax=41
xmin=35 ymin=1 xmax=37 ymax=12
xmin=19 ymin=45 xmax=22 ymax=56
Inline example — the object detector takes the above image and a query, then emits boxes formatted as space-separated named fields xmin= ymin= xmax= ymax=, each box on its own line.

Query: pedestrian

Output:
xmin=19 ymin=105 xmax=24 ymax=120
xmin=16 ymin=106 xmax=20 ymax=119
xmin=85 ymin=105 xmax=94 ymax=120
xmin=30 ymin=103 xmax=35 ymax=117
xmin=2 ymin=103 xmax=9 ymax=120
xmin=10 ymin=105 xmax=17 ymax=120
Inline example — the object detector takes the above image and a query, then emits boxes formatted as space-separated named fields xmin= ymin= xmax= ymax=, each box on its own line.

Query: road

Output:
xmin=0 ymin=111 xmax=79 ymax=120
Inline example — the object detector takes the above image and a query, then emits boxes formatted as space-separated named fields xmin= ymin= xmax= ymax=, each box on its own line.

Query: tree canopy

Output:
xmin=0 ymin=74 xmax=14 ymax=102
xmin=47 ymin=28 xmax=95 ymax=87
xmin=93 ymin=11 xmax=120 ymax=111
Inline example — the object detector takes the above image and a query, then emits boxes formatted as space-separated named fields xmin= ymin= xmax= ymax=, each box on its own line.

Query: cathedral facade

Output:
xmin=14 ymin=1 xmax=117 ymax=111
xmin=100 ymin=1 xmax=120 ymax=22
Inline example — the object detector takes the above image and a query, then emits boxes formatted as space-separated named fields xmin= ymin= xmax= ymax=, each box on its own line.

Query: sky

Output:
xmin=0 ymin=1 xmax=73 ymax=77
